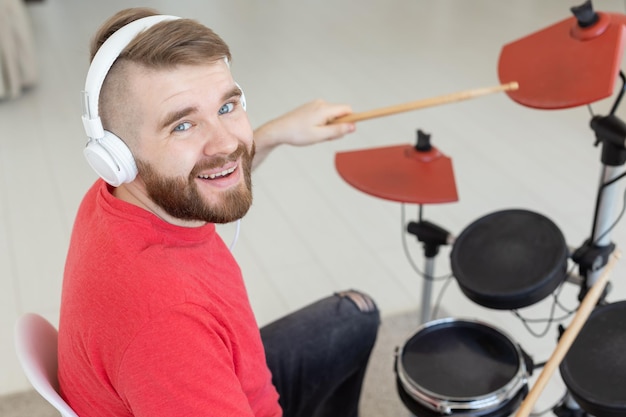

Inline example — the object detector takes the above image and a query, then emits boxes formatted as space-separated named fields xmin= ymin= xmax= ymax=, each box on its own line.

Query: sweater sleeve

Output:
xmin=115 ymin=303 xmax=277 ymax=417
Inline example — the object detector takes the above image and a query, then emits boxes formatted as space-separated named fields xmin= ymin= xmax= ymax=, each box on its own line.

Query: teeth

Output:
xmin=199 ymin=166 xmax=236 ymax=179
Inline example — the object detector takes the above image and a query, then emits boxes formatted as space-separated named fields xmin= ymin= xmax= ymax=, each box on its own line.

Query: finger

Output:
xmin=321 ymin=103 xmax=353 ymax=124
xmin=320 ymin=122 xmax=355 ymax=141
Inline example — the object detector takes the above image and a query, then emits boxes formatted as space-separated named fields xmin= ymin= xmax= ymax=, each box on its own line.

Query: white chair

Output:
xmin=14 ymin=313 xmax=79 ymax=417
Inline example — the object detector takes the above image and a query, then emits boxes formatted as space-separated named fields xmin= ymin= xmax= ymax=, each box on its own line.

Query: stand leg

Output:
xmin=407 ymin=219 xmax=451 ymax=325
xmin=420 ymin=257 xmax=435 ymax=324
xmin=587 ymin=165 xmax=622 ymax=284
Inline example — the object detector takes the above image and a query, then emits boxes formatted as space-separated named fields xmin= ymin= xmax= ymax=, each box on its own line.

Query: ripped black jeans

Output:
xmin=260 ymin=290 xmax=380 ymax=417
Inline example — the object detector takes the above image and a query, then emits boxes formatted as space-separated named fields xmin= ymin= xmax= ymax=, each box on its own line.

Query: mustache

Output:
xmin=190 ymin=144 xmax=248 ymax=175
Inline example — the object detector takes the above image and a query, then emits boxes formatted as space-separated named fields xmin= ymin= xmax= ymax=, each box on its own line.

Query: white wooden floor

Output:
xmin=2 ymin=1 xmax=626 ymax=414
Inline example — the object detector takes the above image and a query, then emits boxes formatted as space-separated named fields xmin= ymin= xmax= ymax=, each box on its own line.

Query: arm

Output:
xmin=252 ymin=99 xmax=355 ymax=169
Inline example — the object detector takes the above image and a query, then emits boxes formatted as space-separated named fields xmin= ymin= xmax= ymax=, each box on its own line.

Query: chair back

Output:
xmin=14 ymin=313 xmax=79 ymax=417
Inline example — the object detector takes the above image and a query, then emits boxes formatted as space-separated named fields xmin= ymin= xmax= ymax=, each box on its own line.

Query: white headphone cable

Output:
xmin=229 ymin=219 xmax=242 ymax=251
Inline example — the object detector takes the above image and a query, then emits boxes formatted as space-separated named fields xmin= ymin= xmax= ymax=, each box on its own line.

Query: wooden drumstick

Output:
xmin=329 ymin=81 xmax=519 ymax=124
xmin=515 ymin=249 xmax=622 ymax=417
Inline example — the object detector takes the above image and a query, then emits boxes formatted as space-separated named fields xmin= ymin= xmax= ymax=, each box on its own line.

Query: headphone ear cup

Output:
xmin=83 ymin=131 xmax=138 ymax=187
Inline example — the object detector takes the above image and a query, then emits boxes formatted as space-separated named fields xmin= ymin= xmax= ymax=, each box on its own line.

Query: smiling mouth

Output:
xmin=197 ymin=165 xmax=237 ymax=180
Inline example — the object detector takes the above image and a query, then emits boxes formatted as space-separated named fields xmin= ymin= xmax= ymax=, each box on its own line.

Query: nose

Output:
xmin=201 ymin=121 xmax=240 ymax=157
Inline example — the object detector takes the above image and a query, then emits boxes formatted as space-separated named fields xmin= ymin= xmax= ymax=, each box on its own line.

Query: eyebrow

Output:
xmin=159 ymin=86 xmax=243 ymax=131
xmin=159 ymin=106 xmax=198 ymax=131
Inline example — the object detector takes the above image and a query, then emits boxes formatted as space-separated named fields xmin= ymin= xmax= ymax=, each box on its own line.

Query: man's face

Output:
xmin=124 ymin=60 xmax=254 ymax=224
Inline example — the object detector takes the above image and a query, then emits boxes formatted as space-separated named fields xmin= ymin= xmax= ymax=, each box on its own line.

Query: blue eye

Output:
xmin=173 ymin=122 xmax=192 ymax=132
xmin=218 ymin=103 xmax=234 ymax=115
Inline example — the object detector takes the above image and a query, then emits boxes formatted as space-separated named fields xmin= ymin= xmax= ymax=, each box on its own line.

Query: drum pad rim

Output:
xmin=396 ymin=317 xmax=528 ymax=413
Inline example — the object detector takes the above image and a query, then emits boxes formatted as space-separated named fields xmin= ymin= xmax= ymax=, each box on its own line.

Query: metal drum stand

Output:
xmin=335 ymin=129 xmax=458 ymax=325
xmin=498 ymin=1 xmax=626 ymax=416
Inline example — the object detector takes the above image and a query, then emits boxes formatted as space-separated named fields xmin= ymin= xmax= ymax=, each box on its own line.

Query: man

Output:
xmin=58 ymin=7 xmax=380 ymax=417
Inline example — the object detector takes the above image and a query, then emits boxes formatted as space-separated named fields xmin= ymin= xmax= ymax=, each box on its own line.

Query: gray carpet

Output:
xmin=1 ymin=309 xmax=422 ymax=417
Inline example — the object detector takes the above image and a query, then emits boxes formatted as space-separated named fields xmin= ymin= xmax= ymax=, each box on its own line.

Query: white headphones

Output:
xmin=81 ymin=15 xmax=246 ymax=187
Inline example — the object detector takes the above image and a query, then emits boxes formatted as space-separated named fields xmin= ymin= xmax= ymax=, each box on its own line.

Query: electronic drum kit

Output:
xmin=333 ymin=2 xmax=626 ymax=417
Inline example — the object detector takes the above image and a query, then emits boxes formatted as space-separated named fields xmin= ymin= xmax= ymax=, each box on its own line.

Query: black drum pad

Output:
xmin=561 ymin=301 xmax=626 ymax=417
xmin=451 ymin=209 xmax=568 ymax=309
xmin=397 ymin=319 xmax=527 ymax=417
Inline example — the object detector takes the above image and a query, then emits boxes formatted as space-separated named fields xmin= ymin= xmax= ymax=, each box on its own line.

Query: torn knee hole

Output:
xmin=336 ymin=290 xmax=377 ymax=313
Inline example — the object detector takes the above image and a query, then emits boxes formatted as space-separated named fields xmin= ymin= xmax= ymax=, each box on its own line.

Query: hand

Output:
xmin=252 ymin=99 xmax=355 ymax=168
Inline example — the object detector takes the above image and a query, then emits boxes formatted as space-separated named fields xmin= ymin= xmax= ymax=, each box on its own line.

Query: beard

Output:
xmin=135 ymin=142 xmax=254 ymax=224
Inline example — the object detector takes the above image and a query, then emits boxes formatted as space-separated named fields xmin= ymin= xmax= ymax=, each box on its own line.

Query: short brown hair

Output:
xmin=90 ymin=7 xmax=231 ymax=67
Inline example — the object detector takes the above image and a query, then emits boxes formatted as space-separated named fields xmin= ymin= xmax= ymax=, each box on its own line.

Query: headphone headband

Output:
xmin=81 ymin=15 xmax=181 ymax=140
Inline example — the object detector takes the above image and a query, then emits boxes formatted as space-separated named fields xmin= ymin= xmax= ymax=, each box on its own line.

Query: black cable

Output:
xmin=511 ymin=262 xmax=578 ymax=337
xmin=554 ymin=293 xmax=578 ymax=316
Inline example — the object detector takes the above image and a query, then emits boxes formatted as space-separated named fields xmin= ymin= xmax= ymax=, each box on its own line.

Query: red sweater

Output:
xmin=58 ymin=180 xmax=281 ymax=417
